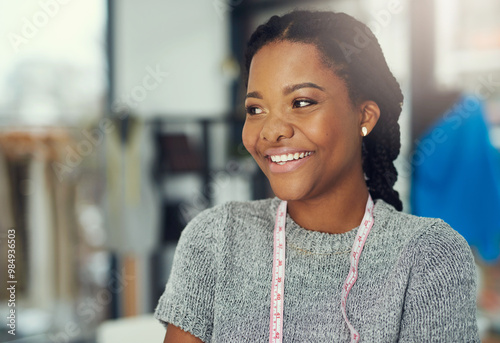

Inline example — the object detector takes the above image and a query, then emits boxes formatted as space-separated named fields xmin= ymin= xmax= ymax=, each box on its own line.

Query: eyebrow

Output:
xmin=245 ymin=82 xmax=325 ymax=100
xmin=245 ymin=91 xmax=262 ymax=100
xmin=283 ymin=82 xmax=325 ymax=95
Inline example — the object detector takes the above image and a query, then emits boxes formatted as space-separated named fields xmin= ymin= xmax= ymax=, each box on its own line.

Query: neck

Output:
xmin=287 ymin=179 xmax=370 ymax=234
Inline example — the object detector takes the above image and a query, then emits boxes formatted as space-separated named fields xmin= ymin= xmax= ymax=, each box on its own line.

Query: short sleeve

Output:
xmin=399 ymin=221 xmax=480 ymax=342
xmin=154 ymin=204 xmax=228 ymax=342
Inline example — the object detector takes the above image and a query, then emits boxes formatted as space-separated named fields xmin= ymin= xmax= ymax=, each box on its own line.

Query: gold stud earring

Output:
xmin=361 ymin=127 xmax=368 ymax=137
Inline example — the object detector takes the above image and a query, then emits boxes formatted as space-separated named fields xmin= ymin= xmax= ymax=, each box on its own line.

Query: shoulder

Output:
xmin=373 ymin=200 xmax=475 ymax=272
xmin=180 ymin=198 xmax=278 ymax=240
xmin=373 ymin=199 xmax=470 ymax=249
xmin=376 ymin=204 xmax=481 ymax=340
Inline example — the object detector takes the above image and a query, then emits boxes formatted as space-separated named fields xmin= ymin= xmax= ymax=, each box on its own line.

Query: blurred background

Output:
xmin=0 ymin=0 xmax=499 ymax=342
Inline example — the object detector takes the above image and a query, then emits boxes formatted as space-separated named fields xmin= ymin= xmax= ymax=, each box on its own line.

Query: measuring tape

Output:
xmin=269 ymin=200 xmax=287 ymax=342
xmin=269 ymin=195 xmax=374 ymax=343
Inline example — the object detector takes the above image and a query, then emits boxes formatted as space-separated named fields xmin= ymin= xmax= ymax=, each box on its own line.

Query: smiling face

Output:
xmin=242 ymin=41 xmax=371 ymax=203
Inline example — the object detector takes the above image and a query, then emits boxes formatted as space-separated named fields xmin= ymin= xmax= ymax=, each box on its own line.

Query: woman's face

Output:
xmin=242 ymin=41 xmax=367 ymax=202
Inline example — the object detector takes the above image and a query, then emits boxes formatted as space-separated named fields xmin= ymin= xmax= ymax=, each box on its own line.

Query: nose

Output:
xmin=260 ymin=113 xmax=294 ymax=142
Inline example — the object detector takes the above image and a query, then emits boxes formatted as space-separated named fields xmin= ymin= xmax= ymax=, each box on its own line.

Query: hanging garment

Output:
xmin=105 ymin=116 xmax=160 ymax=254
xmin=104 ymin=117 xmax=161 ymax=316
xmin=0 ymin=129 xmax=79 ymax=332
xmin=412 ymin=94 xmax=500 ymax=263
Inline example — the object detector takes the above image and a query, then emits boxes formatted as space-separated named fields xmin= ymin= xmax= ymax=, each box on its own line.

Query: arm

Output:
xmin=399 ymin=223 xmax=480 ymax=342
xmin=154 ymin=204 xmax=229 ymax=342
xmin=163 ymin=324 xmax=203 ymax=343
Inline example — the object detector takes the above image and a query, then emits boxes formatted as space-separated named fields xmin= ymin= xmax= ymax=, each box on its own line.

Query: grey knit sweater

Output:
xmin=154 ymin=198 xmax=479 ymax=342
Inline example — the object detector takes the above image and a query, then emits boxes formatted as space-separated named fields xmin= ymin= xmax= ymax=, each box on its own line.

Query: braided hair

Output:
xmin=244 ymin=10 xmax=404 ymax=211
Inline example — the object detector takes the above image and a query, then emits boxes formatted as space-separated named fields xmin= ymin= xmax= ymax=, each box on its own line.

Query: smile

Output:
xmin=269 ymin=152 xmax=313 ymax=165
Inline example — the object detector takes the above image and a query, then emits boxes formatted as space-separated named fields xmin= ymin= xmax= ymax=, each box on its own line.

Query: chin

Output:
xmin=270 ymin=182 xmax=309 ymax=202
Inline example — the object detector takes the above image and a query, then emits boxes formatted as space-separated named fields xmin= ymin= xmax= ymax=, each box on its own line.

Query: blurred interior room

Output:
xmin=0 ymin=0 xmax=499 ymax=342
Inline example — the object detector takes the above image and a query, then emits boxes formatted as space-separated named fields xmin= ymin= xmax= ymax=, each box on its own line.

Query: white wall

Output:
xmin=113 ymin=0 xmax=231 ymax=117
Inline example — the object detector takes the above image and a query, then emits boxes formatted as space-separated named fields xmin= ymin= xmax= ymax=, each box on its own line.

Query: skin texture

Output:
xmin=242 ymin=41 xmax=380 ymax=234
xmin=163 ymin=323 xmax=203 ymax=342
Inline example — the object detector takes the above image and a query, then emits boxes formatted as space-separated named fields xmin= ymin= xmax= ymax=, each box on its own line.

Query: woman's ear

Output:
xmin=359 ymin=101 xmax=380 ymax=136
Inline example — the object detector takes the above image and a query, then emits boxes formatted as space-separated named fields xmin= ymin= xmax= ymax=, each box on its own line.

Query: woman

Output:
xmin=155 ymin=10 xmax=479 ymax=342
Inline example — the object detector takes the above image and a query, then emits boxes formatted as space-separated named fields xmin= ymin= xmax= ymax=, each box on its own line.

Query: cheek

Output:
xmin=242 ymin=122 xmax=258 ymax=155
xmin=302 ymin=117 xmax=339 ymax=146
xmin=303 ymin=116 xmax=353 ymax=154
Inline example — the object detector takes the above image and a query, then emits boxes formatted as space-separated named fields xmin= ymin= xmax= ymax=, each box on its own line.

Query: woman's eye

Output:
xmin=246 ymin=106 xmax=263 ymax=115
xmin=293 ymin=99 xmax=317 ymax=108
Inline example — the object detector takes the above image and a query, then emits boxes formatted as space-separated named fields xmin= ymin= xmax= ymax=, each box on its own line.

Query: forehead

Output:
xmin=248 ymin=41 xmax=339 ymax=90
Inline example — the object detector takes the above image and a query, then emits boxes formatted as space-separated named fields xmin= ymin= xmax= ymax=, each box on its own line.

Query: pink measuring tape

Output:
xmin=269 ymin=195 xmax=374 ymax=343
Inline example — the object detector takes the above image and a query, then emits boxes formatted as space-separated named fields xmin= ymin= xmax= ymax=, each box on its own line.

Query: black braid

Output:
xmin=244 ymin=10 xmax=404 ymax=211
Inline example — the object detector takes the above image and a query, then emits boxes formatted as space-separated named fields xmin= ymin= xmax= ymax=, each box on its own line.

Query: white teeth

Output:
xmin=269 ymin=151 xmax=312 ymax=164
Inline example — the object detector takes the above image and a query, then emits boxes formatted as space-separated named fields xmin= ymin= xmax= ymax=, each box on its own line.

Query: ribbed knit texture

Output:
xmin=154 ymin=198 xmax=479 ymax=342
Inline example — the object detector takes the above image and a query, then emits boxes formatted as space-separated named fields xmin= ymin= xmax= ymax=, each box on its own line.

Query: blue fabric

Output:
xmin=411 ymin=95 xmax=500 ymax=263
